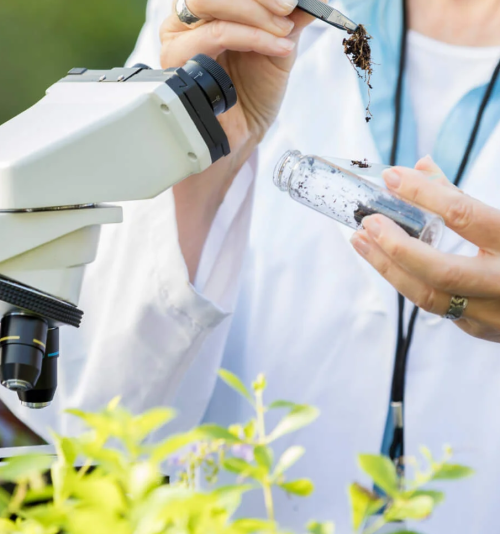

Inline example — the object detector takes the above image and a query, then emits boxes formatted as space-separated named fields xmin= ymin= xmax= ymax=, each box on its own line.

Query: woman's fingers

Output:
xmin=162 ymin=20 xmax=296 ymax=66
xmin=351 ymin=229 xmax=500 ymax=342
xmin=350 ymin=230 xmax=451 ymax=315
xmin=361 ymin=214 xmax=500 ymax=298
xmin=167 ymin=0 xmax=296 ymax=37
xmin=383 ymin=157 xmax=500 ymax=253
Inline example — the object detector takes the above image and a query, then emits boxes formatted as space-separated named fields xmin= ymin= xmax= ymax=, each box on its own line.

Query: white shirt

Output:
xmin=4 ymin=4 xmax=500 ymax=534
xmin=407 ymin=30 xmax=500 ymax=158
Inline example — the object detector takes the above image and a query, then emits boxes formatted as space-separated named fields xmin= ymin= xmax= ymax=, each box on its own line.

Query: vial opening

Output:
xmin=273 ymin=150 xmax=302 ymax=191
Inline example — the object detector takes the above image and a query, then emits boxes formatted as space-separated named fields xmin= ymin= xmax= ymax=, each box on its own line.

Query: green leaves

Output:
xmin=385 ymin=495 xmax=434 ymax=522
xmin=151 ymin=430 xmax=200 ymax=462
xmin=267 ymin=405 xmax=319 ymax=443
xmin=279 ymin=478 xmax=314 ymax=497
xmin=307 ymin=521 xmax=335 ymax=534
xmin=357 ymin=454 xmax=399 ymax=498
xmin=196 ymin=424 xmax=244 ymax=443
xmin=348 ymin=483 xmax=384 ymax=530
xmin=219 ymin=369 xmax=255 ymax=406
xmin=254 ymin=446 xmax=274 ymax=472
xmin=274 ymin=446 xmax=305 ymax=478
xmin=0 ymin=455 xmax=54 ymax=483
xmin=0 ymin=373 xmax=474 ymax=534
xmin=432 ymin=464 xmax=474 ymax=481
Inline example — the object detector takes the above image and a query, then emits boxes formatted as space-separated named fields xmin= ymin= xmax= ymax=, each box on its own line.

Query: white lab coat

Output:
xmin=3 ymin=2 xmax=500 ymax=533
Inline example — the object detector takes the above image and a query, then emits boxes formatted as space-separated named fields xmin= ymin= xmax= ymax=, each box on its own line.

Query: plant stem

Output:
xmin=9 ymin=481 xmax=27 ymax=513
xmin=77 ymin=459 xmax=93 ymax=478
xmin=263 ymin=481 xmax=275 ymax=522
xmin=254 ymin=388 xmax=275 ymax=523
xmin=362 ymin=516 xmax=388 ymax=534
xmin=255 ymin=390 xmax=266 ymax=444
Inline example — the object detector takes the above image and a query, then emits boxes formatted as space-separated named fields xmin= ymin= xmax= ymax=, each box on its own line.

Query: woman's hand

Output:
xmin=350 ymin=155 xmax=500 ymax=343
xmin=160 ymin=0 xmax=322 ymax=281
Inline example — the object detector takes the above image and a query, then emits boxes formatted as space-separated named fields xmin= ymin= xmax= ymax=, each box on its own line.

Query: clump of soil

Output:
xmin=351 ymin=159 xmax=371 ymax=169
xmin=343 ymin=25 xmax=374 ymax=122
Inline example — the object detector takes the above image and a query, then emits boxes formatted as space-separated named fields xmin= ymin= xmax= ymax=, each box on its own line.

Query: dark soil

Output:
xmin=351 ymin=159 xmax=371 ymax=169
xmin=343 ymin=25 xmax=374 ymax=122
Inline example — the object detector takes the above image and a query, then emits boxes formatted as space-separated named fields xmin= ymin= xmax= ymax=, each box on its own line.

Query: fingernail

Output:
xmin=363 ymin=217 xmax=381 ymax=238
xmin=274 ymin=16 xmax=295 ymax=33
xmin=351 ymin=235 xmax=371 ymax=256
xmin=279 ymin=0 xmax=299 ymax=11
xmin=276 ymin=37 xmax=296 ymax=51
xmin=423 ymin=154 xmax=434 ymax=163
xmin=383 ymin=169 xmax=401 ymax=189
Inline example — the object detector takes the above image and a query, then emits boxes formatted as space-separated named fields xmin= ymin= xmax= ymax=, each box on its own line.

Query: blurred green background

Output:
xmin=0 ymin=0 xmax=148 ymax=125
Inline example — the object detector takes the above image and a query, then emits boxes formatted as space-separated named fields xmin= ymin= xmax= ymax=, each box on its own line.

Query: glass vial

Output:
xmin=273 ymin=150 xmax=444 ymax=247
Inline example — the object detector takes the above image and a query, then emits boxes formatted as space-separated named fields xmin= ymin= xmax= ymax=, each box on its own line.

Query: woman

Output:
xmin=5 ymin=0 xmax=500 ymax=532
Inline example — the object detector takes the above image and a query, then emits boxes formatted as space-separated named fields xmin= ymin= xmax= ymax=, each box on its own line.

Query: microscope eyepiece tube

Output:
xmin=182 ymin=55 xmax=237 ymax=116
xmin=18 ymin=327 xmax=58 ymax=409
xmin=0 ymin=314 xmax=48 ymax=391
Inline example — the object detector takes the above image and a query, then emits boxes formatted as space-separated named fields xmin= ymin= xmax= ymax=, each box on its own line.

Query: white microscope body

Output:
xmin=0 ymin=56 xmax=237 ymax=407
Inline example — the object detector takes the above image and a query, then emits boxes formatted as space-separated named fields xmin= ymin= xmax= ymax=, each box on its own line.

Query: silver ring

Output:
xmin=175 ymin=0 xmax=202 ymax=26
xmin=444 ymin=295 xmax=469 ymax=321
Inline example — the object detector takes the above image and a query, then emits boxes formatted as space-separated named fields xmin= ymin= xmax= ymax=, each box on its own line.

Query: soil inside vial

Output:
xmin=343 ymin=24 xmax=374 ymax=122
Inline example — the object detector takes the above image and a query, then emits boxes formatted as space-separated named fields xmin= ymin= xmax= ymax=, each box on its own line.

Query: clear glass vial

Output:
xmin=273 ymin=150 xmax=444 ymax=247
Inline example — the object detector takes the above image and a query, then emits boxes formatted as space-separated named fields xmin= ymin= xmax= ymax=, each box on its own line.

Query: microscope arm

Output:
xmin=0 ymin=55 xmax=237 ymax=405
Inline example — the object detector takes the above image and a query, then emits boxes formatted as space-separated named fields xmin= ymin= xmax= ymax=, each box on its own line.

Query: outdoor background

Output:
xmin=0 ymin=0 xmax=149 ymax=125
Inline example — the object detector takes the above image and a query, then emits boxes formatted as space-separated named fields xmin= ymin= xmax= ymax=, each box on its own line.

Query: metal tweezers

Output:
xmin=297 ymin=0 xmax=358 ymax=32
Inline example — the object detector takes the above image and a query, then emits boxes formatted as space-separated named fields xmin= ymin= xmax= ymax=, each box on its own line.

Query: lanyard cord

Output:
xmin=387 ymin=0 xmax=500 ymax=466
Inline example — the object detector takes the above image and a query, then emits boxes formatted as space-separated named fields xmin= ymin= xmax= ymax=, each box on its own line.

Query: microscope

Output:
xmin=0 ymin=55 xmax=237 ymax=410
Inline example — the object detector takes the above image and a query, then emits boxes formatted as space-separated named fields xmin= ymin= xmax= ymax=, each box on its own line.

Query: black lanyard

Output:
xmin=387 ymin=0 xmax=500 ymax=467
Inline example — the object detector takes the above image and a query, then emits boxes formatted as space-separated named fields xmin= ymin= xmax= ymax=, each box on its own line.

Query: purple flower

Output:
xmin=231 ymin=444 xmax=254 ymax=462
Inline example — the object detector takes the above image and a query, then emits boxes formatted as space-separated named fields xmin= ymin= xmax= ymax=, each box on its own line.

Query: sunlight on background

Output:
xmin=0 ymin=0 xmax=148 ymax=125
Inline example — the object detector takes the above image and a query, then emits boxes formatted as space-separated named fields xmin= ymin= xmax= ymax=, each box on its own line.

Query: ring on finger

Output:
xmin=444 ymin=295 xmax=469 ymax=321
xmin=175 ymin=0 xmax=204 ymax=27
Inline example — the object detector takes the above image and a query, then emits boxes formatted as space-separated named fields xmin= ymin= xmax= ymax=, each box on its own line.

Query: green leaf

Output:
xmin=273 ymin=446 xmax=305 ymax=478
xmin=53 ymin=434 xmax=78 ymax=467
xmin=0 ymin=487 xmax=10 ymax=515
xmin=231 ymin=518 xmax=276 ymax=532
xmin=419 ymin=446 xmax=433 ymax=463
xmin=73 ymin=474 xmax=127 ymax=513
xmin=307 ymin=520 xmax=335 ymax=534
xmin=432 ymin=463 xmax=474 ymax=481
xmin=268 ymin=400 xmax=297 ymax=410
xmin=385 ymin=495 xmax=434 ymax=522
xmin=151 ymin=430 xmax=201 ymax=462
xmin=214 ymin=484 xmax=256 ymax=515
xmin=223 ymin=458 xmax=254 ymax=475
xmin=252 ymin=374 xmax=267 ymax=392
xmin=358 ymin=454 xmax=399 ymax=498
xmin=244 ymin=419 xmax=256 ymax=440
xmin=407 ymin=490 xmax=445 ymax=505
xmin=267 ymin=406 xmax=319 ymax=443
xmin=132 ymin=407 xmax=176 ymax=440
xmin=0 ymin=454 xmax=53 ymax=482
xmin=107 ymin=396 xmax=121 ymax=411
xmin=348 ymin=483 xmax=385 ymax=530
xmin=279 ymin=478 xmax=314 ymax=497
xmin=196 ymin=424 xmax=244 ymax=443
xmin=219 ymin=369 xmax=255 ymax=405
xmin=254 ymin=445 xmax=273 ymax=471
